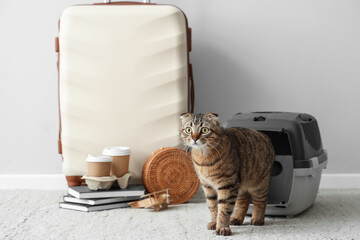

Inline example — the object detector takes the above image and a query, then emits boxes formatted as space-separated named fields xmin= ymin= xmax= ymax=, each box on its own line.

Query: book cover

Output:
xmin=68 ymin=184 xmax=146 ymax=199
xmin=63 ymin=195 xmax=140 ymax=206
xmin=59 ymin=201 xmax=130 ymax=212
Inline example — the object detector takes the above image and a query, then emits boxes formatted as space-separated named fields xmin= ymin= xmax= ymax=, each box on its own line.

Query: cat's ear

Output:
xmin=180 ymin=112 xmax=193 ymax=121
xmin=204 ymin=112 xmax=219 ymax=123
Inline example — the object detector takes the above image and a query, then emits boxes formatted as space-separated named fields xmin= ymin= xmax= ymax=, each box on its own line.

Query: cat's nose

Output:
xmin=192 ymin=134 xmax=200 ymax=142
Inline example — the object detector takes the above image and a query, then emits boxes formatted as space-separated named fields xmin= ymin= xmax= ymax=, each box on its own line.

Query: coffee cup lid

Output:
xmin=86 ymin=154 xmax=112 ymax=162
xmin=103 ymin=146 xmax=131 ymax=156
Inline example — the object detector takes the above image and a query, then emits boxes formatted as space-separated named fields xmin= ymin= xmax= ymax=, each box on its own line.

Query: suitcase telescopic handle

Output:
xmin=103 ymin=0 xmax=150 ymax=3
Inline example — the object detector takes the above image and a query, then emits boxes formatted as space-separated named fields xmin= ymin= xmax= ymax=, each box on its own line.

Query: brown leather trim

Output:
xmin=57 ymin=33 xmax=62 ymax=155
xmin=58 ymin=139 xmax=62 ymax=154
xmin=66 ymin=176 xmax=86 ymax=187
xmin=55 ymin=37 xmax=59 ymax=53
xmin=187 ymin=28 xmax=192 ymax=52
xmin=57 ymin=17 xmax=62 ymax=156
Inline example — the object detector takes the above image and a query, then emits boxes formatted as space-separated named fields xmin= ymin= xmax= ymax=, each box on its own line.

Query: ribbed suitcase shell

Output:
xmin=57 ymin=3 xmax=193 ymax=185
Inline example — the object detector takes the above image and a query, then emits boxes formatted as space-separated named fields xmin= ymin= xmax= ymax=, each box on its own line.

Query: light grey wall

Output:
xmin=0 ymin=0 xmax=359 ymax=174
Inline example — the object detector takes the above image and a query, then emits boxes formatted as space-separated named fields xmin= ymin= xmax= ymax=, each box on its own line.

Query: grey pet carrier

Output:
xmin=223 ymin=112 xmax=327 ymax=216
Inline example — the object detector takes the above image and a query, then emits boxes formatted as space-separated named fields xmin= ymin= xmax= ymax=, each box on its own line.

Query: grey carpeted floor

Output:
xmin=1 ymin=189 xmax=360 ymax=240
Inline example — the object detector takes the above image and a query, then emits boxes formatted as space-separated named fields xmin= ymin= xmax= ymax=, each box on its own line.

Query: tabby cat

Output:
xmin=179 ymin=112 xmax=275 ymax=236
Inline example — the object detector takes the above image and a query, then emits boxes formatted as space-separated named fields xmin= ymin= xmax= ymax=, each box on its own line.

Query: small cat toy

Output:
xmin=128 ymin=189 xmax=170 ymax=212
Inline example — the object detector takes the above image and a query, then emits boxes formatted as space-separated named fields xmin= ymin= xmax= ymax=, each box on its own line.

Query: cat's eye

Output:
xmin=185 ymin=127 xmax=192 ymax=134
xmin=201 ymin=127 xmax=210 ymax=134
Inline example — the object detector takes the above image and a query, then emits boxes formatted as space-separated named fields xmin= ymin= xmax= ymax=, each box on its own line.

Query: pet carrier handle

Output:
xmin=103 ymin=0 xmax=150 ymax=2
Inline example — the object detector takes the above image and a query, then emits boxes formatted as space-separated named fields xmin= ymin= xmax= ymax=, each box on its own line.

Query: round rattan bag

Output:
xmin=142 ymin=147 xmax=199 ymax=205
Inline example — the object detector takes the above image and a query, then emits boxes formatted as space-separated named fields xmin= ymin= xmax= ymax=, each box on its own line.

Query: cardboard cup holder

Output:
xmin=81 ymin=175 xmax=117 ymax=190
xmin=117 ymin=171 xmax=135 ymax=189
xmin=82 ymin=171 xmax=135 ymax=190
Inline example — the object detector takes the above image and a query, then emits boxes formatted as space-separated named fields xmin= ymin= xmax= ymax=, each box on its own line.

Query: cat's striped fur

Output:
xmin=180 ymin=112 xmax=275 ymax=236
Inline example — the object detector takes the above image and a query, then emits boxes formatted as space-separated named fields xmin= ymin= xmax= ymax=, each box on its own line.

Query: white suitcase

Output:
xmin=56 ymin=1 xmax=194 ymax=186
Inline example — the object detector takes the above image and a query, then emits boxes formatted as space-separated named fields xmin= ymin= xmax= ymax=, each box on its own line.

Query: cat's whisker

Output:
xmin=205 ymin=145 xmax=216 ymax=163
xmin=208 ymin=139 xmax=226 ymax=152
xmin=205 ymin=142 xmax=224 ymax=162
xmin=203 ymin=143 xmax=219 ymax=165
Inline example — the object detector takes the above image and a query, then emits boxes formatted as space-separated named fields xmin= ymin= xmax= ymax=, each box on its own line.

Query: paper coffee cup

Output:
xmin=86 ymin=155 xmax=112 ymax=177
xmin=103 ymin=146 xmax=131 ymax=177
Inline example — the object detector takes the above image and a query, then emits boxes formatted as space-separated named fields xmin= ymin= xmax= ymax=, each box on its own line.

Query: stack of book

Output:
xmin=59 ymin=184 xmax=145 ymax=212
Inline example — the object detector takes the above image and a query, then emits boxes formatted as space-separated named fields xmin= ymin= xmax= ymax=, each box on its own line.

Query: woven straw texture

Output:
xmin=142 ymin=147 xmax=199 ymax=205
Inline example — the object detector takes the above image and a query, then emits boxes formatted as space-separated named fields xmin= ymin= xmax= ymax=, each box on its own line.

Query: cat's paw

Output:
xmin=207 ymin=221 xmax=216 ymax=230
xmin=251 ymin=218 xmax=264 ymax=226
xmin=215 ymin=227 xmax=232 ymax=236
xmin=230 ymin=217 xmax=244 ymax=225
